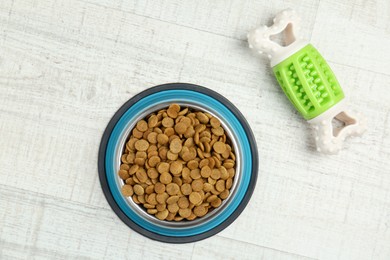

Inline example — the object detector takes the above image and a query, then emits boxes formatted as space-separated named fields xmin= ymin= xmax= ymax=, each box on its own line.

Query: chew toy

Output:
xmin=247 ymin=9 xmax=366 ymax=154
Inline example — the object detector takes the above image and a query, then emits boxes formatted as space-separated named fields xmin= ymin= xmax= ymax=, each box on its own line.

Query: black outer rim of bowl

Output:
xmin=98 ymin=83 xmax=259 ymax=243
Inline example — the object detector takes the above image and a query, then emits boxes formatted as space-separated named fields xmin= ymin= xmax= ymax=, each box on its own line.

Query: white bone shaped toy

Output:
xmin=247 ymin=9 xmax=366 ymax=154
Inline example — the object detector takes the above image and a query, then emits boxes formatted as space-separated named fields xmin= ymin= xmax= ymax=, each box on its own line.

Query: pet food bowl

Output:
xmin=98 ymin=83 xmax=258 ymax=243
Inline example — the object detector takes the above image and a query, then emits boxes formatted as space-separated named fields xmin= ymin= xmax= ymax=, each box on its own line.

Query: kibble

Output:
xmin=119 ymin=104 xmax=236 ymax=221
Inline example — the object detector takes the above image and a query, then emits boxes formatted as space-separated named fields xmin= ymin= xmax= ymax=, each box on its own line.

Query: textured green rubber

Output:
xmin=273 ymin=44 xmax=344 ymax=120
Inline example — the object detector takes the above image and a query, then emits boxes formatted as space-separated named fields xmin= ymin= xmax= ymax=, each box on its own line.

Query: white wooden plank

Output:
xmin=311 ymin=0 xmax=390 ymax=76
xmin=80 ymin=0 xmax=320 ymax=41
xmin=192 ymin=235 xmax=314 ymax=260
xmin=0 ymin=184 xmax=194 ymax=259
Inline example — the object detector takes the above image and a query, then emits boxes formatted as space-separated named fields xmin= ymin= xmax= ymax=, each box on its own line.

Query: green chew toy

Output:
xmin=248 ymin=9 xmax=366 ymax=154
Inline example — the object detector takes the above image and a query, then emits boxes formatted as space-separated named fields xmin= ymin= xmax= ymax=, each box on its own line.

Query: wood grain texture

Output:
xmin=0 ymin=0 xmax=389 ymax=259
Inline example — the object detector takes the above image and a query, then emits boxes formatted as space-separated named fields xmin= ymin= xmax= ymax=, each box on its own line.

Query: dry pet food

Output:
xmin=119 ymin=104 xmax=236 ymax=221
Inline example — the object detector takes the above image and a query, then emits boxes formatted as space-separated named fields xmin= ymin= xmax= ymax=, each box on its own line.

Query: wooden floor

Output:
xmin=1 ymin=0 xmax=389 ymax=259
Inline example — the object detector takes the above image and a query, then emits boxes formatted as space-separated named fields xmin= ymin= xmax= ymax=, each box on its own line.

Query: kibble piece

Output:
xmin=166 ymin=195 xmax=179 ymax=204
xmin=156 ymin=209 xmax=169 ymax=220
xmin=147 ymin=132 xmax=158 ymax=144
xmin=213 ymin=156 xmax=221 ymax=168
xmin=132 ymin=128 xmax=143 ymax=139
xmin=211 ymin=197 xmax=222 ymax=208
xmin=157 ymin=162 xmax=170 ymax=174
xmin=172 ymin=176 xmax=183 ymax=186
xmin=220 ymin=166 xmax=229 ymax=180
xmin=189 ymin=192 xmax=202 ymax=205
xmin=167 ymin=104 xmax=180 ymax=118
xmin=156 ymin=203 xmax=167 ymax=211
xmin=159 ymin=146 xmax=168 ymax=160
xmin=129 ymin=165 xmax=139 ymax=175
xmin=120 ymin=163 xmax=130 ymax=171
xmin=184 ymin=127 xmax=195 ymax=138
xmin=127 ymin=138 xmax=137 ymax=151
xmin=154 ymin=182 xmax=166 ymax=194
xmin=208 ymin=157 xmax=216 ymax=169
xmin=174 ymin=122 xmax=187 ymax=135
xmin=182 ymin=168 xmax=191 ymax=181
xmin=118 ymin=170 xmax=130 ymax=180
xmin=156 ymin=192 xmax=169 ymax=204
xmin=187 ymin=160 xmax=199 ymax=170
xmin=196 ymin=112 xmax=209 ymax=124
xmin=125 ymin=178 xmax=135 ymax=185
xmin=132 ymin=195 xmax=140 ymax=204
xmin=134 ymin=184 xmax=144 ymax=195
xmin=136 ymin=151 xmax=147 ymax=159
xmin=193 ymin=206 xmax=208 ymax=217
xmin=134 ymin=157 xmax=145 ymax=166
xmin=211 ymin=126 xmax=224 ymax=136
xmin=219 ymin=189 xmax=229 ymax=199
xmin=126 ymin=153 xmax=135 ymax=164
xmin=191 ymin=179 xmax=203 ymax=192
xmin=226 ymin=178 xmax=233 ymax=189
xmin=143 ymin=129 xmax=152 ymax=140
xmin=195 ymin=124 xmax=206 ymax=133
xmin=162 ymin=117 xmax=174 ymax=128
xmin=199 ymin=159 xmax=209 ymax=168
xmin=167 ymin=203 xmax=179 ymax=213
xmin=187 ymin=213 xmax=197 ymax=221
xmin=178 ymin=196 xmax=189 ymax=209
xmin=183 ymin=138 xmax=194 ymax=147
xmin=222 ymin=148 xmax=230 ymax=159
xmin=167 ymin=150 xmax=178 ymax=160
xmin=121 ymin=185 xmax=134 ymax=196
xmin=203 ymin=183 xmax=213 ymax=192
xmin=178 ymin=208 xmax=191 ymax=218
xmin=170 ymin=139 xmax=182 ymax=154
xmin=181 ymin=183 xmax=192 ymax=195
xmin=145 ymin=185 xmax=155 ymax=195
xmin=136 ymin=120 xmax=148 ymax=132
xmin=210 ymin=117 xmax=221 ymax=128
xmin=178 ymin=107 xmax=188 ymax=116
xmin=157 ymin=134 xmax=169 ymax=145
xmin=149 ymin=145 xmax=158 ymax=154
xmin=215 ymin=180 xmax=225 ymax=192
xmin=211 ymin=169 xmax=221 ymax=180
xmin=190 ymin=169 xmax=201 ymax=179
xmin=148 ymin=156 xmax=161 ymax=167
xmin=136 ymin=170 xmax=148 ymax=183
xmin=228 ymin=168 xmax=235 ymax=178
xmin=166 ymin=212 xmax=175 ymax=221
xmin=223 ymin=160 xmax=235 ymax=169
xmin=180 ymin=117 xmax=191 ymax=126
xmin=160 ymin=172 xmax=172 ymax=184
xmin=144 ymin=203 xmax=154 ymax=209
xmin=148 ymin=115 xmax=158 ymax=128
xmin=200 ymin=166 xmax=211 ymax=178
xmin=147 ymin=168 xmax=159 ymax=179
xmin=208 ymin=177 xmax=216 ymax=185
xmin=147 ymin=209 xmax=158 ymax=214
xmin=213 ymin=141 xmax=226 ymax=154
xmin=135 ymin=139 xmax=149 ymax=151
xmin=230 ymin=152 xmax=236 ymax=161
xmin=166 ymin=183 xmax=180 ymax=195
xmin=164 ymin=127 xmax=175 ymax=137
xmin=207 ymin=194 xmax=218 ymax=203
xmin=170 ymin=161 xmax=183 ymax=176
